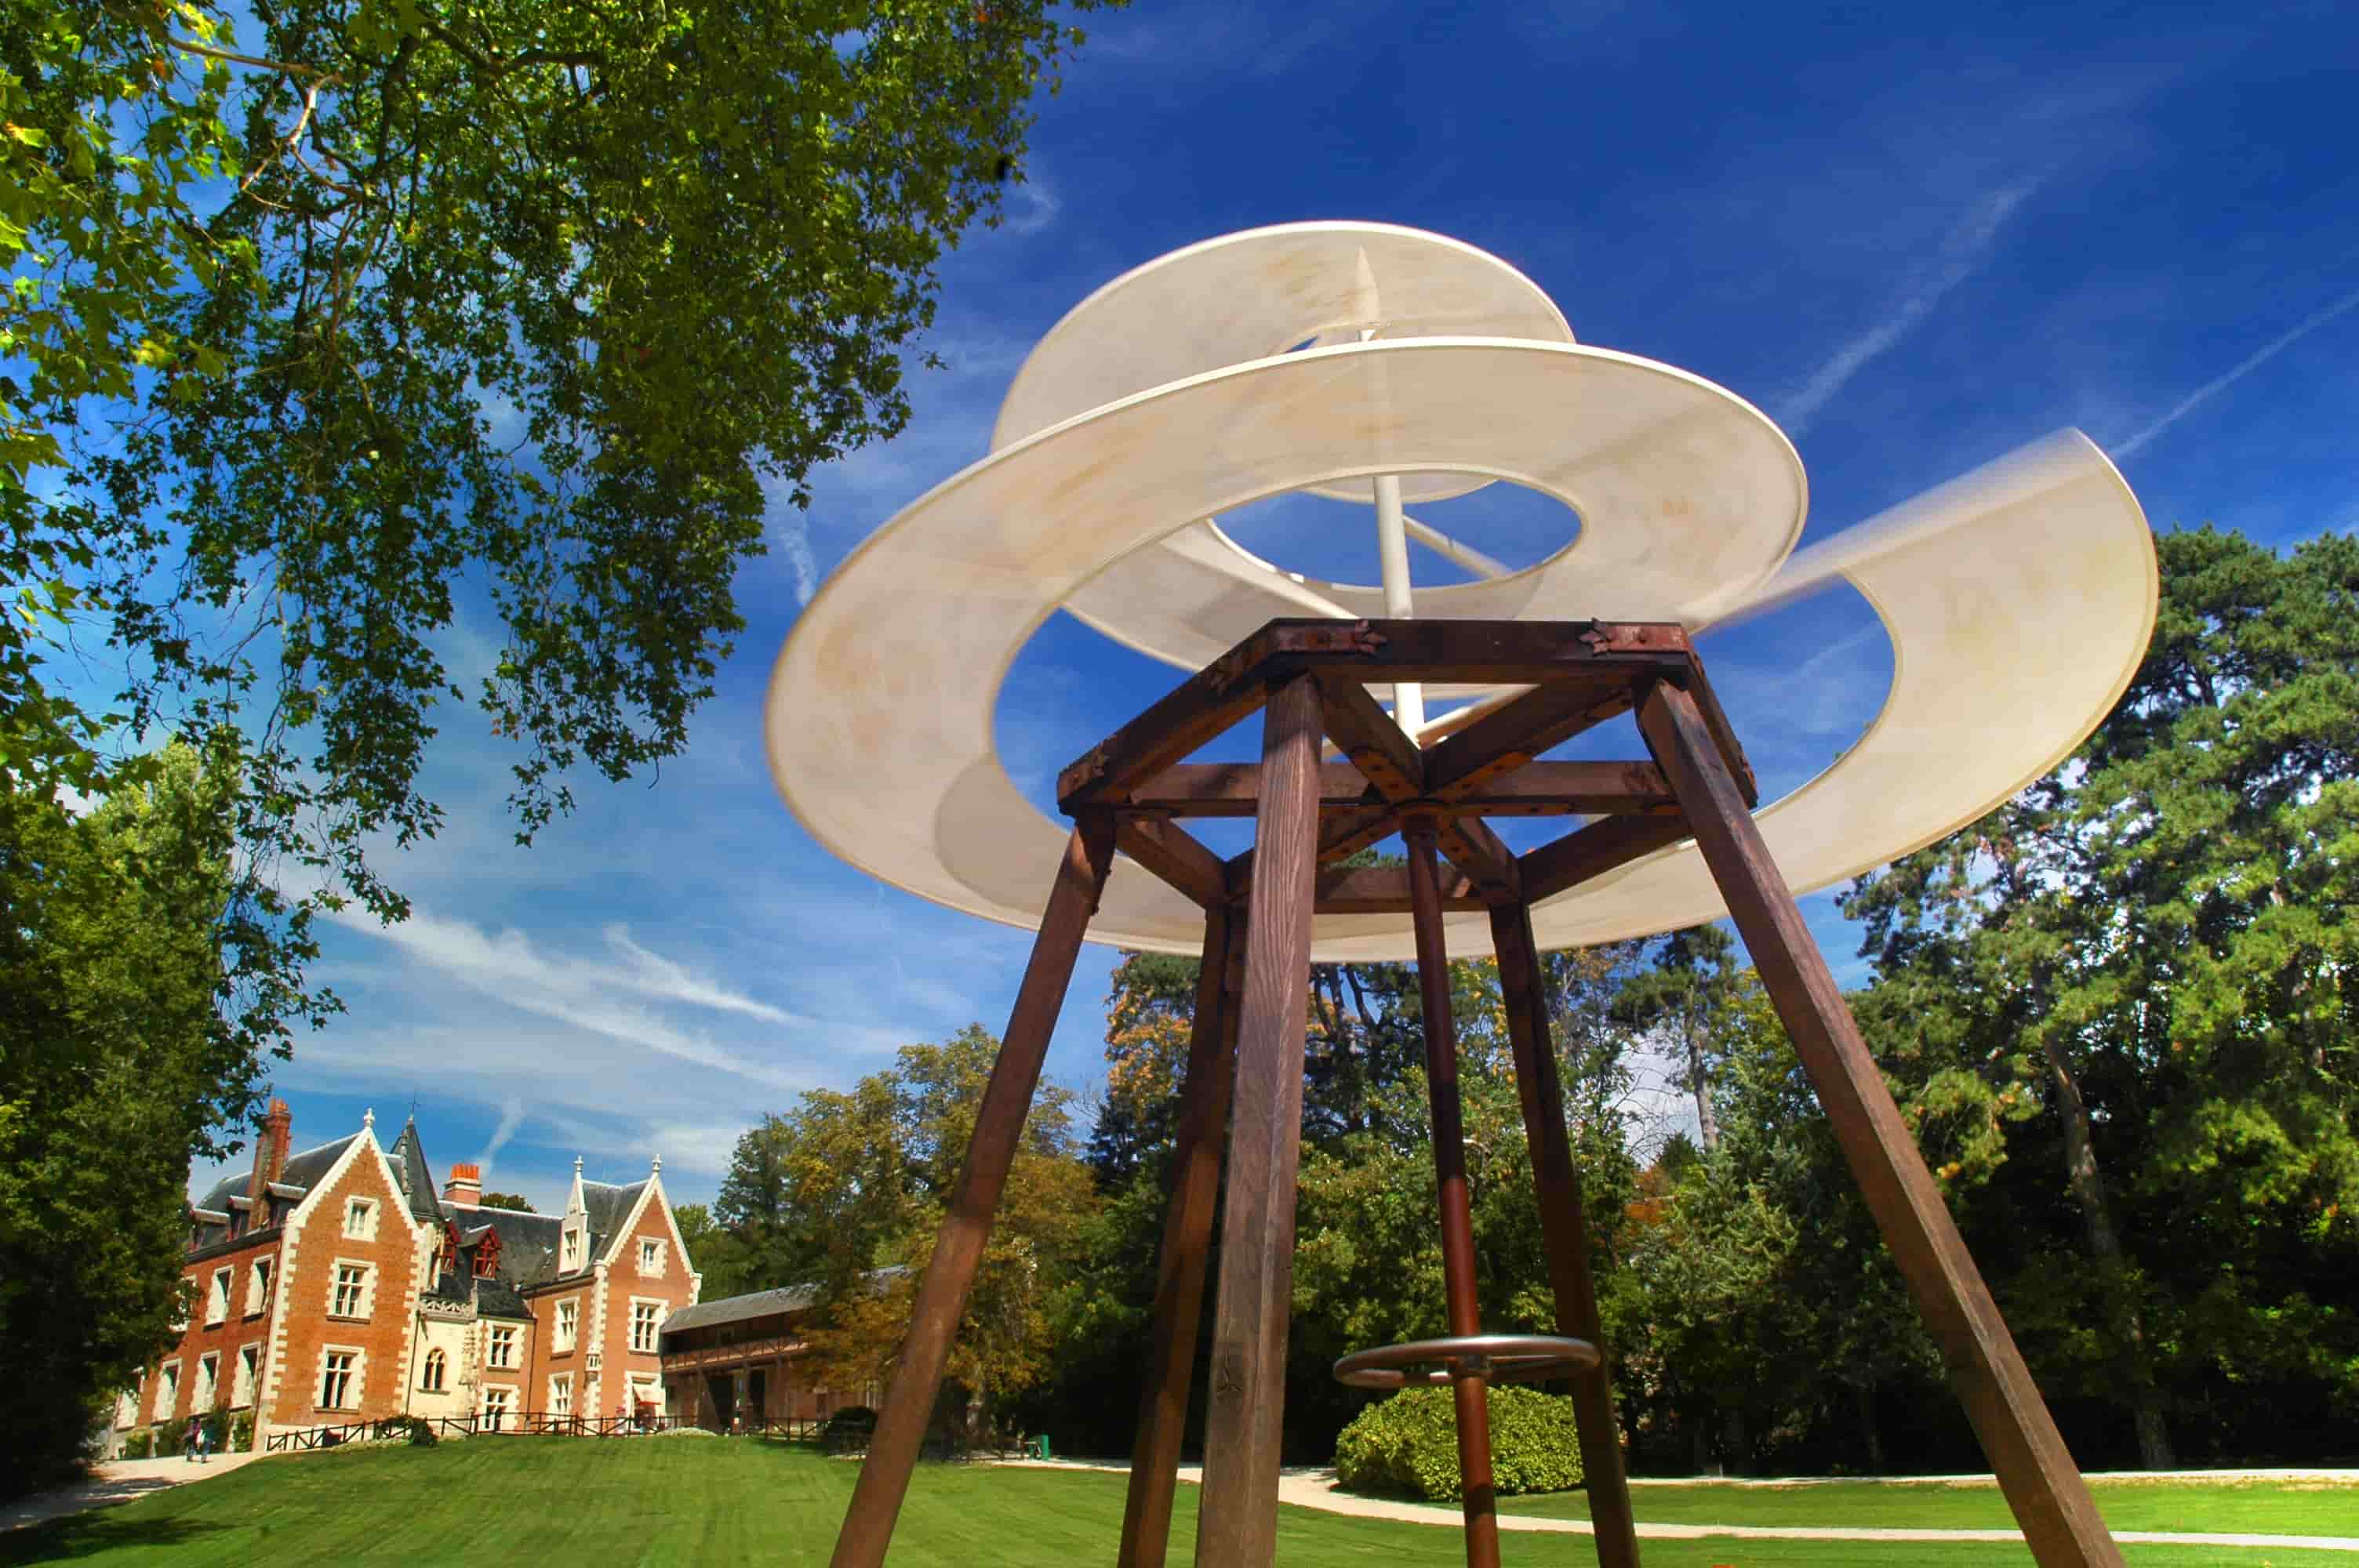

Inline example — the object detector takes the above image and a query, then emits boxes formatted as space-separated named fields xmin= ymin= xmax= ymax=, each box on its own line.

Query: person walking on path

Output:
xmin=181 ymin=1417 xmax=202 ymax=1465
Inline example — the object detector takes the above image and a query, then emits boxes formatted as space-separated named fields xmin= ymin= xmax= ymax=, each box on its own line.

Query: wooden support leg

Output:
xmin=1405 ymin=818 xmax=1502 ymax=1568
xmin=1488 ymin=898 xmax=1642 ymax=1568
xmin=1118 ymin=902 xmax=1244 ymax=1568
xmin=1634 ymin=681 xmax=2125 ymax=1568
xmin=1194 ymin=674 xmax=1325 ymax=1568
xmin=828 ymin=815 xmax=1118 ymax=1568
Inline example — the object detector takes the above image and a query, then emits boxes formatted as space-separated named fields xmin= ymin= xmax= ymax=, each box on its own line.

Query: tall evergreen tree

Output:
xmin=1845 ymin=528 xmax=2359 ymax=1468
xmin=0 ymin=746 xmax=256 ymax=1494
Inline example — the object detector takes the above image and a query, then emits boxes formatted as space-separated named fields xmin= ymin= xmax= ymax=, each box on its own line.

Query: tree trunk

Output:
xmin=1686 ymin=1001 xmax=1721 ymax=1154
xmin=2041 ymin=1033 xmax=2175 ymax=1469
xmin=1856 ymin=1383 xmax=1885 ymax=1474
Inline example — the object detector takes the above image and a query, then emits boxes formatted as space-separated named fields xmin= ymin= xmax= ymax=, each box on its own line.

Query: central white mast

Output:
xmin=1358 ymin=250 xmax=1425 ymax=736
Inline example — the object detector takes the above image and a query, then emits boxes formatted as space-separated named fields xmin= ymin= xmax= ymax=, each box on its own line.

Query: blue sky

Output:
xmin=190 ymin=0 xmax=2359 ymax=1210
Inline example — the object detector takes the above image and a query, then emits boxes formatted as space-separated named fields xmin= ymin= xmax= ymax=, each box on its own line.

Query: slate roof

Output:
xmin=659 ymin=1267 xmax=909 ymax=1338
xmin=277 ymin=1133 xmax=360 ymax=1193
xmin=191 ymin=1132 xmax=356 ymax=1221
xmin=194 ymin=1172 xmax=247 ymax=1215
xmin=423 ymin=1260 xmax=535 ymax=1320
xmin=469 ymin=1207 xmax=566 ymax=1289
xmin=659 ymin=1283 xmax=822 ymax=1335
xmin=383 ymin=1118 xmax=446 ymax=1224
xmin=583 ymin=1178 xmax=649 ymax=1259
xmin=448 ymin=1178 xmax=651 ymax=1294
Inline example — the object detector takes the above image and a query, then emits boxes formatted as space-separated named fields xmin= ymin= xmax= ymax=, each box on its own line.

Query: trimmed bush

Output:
xmin=820 ymin=1406 xmax=878 ymax=1454
xmin=1333 ymin=1385 xmax=1583 ymax=1502
xmin=229 ymin=1412 xmax=254 ymax=1453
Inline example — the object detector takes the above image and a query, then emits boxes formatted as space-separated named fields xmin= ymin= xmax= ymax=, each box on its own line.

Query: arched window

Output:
xmin=421 ymin=1348 xmax=447 ymax=1392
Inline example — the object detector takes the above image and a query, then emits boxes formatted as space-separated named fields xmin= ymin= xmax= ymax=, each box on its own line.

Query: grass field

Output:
xmin=4 ymin=1439 xmax=2353 ymax=1567
xmin=1500 ymin=1474 xmax=2359 ymax=1535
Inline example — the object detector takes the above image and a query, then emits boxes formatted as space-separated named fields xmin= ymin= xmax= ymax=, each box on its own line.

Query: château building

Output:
xmin=118 ymin=1101 xmax=702 ymax=1448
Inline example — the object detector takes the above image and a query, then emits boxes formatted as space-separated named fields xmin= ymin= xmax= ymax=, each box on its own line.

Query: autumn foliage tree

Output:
xmin=709 ymin=1026 xmax=1098 ymax=1421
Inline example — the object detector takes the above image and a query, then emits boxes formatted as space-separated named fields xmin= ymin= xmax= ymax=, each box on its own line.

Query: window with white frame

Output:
xmin=194 ymin=1352 xmax=219 ymax=1409
xmin=638 ymin=1238 xmax=665 ymax=1276
xmin=554 ymin=1298 xmax=578 ymax=1353
xmin=629 ymin=1299 xmax=663 ymax=1353
xmin=330 ymin=1262 xmax=370 ymax=1319
xmin=318 ymin=1348 xmax=358 ymax=1410
xmin=205 ymin=1268 xmax=231 ymax=1326
xmin=246 ymin=1257 xmax=271 ymax=1316
xmin=420 ymin=1348 xmax=447 ymax=1392
xmin=169 ymin=1286 xmax=189 ymax=1333
xmin=482 ymin=1385 xmax=514 ymax=1429
xmin=233 ymin=1345 xmax=258 ymax=1406
xmin=155 ymin=1361 xmax=181 ymax=1421
xmin=343 ymin=1197 xmax=377 ymax=1240
xmin=548 ymin=1372 xmax=573 ymax=1417
xmin=488 ymin=1323 xmax=518 ymax=1369
xmin=117 ymin=1383 xmax=140 ymax=1428
xmin=561 ymin=1227 xmax=583 ymax=1271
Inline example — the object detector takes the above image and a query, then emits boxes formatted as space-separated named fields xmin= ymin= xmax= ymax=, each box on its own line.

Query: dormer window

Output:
xmin=562 ymin=1229 xmax=583 ymax=1271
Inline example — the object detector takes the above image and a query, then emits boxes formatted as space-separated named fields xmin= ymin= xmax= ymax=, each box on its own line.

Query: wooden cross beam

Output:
xmin=1056 ymin=618 xmax=1754 ymax=814
xmin=837 ymin=617 xmax=2127 ymax=1568
xmin=1122 ymin=759 xmax=1681 ymax=819
xmin=1060 ymin=619 xmax=1745 ymax=915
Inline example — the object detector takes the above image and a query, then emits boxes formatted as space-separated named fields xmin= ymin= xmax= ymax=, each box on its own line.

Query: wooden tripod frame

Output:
xmin=826 ymin=619 xmax=2125 ymax=1568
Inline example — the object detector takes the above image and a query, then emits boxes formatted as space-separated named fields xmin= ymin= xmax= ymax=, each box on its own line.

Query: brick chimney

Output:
xmin=444 ymin=1162 xmax=482 ymax=1210
xmin=248 ymin=1098 xmax=293 ymax=1203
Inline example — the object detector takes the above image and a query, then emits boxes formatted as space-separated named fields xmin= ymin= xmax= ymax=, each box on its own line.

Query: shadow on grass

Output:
xmin=0 ymin=1515 xmax=226 ymax=1565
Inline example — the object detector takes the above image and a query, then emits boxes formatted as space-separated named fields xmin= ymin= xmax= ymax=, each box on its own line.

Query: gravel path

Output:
xmin=992 ymin=1458 xmax=2359 ymax=1552
xmin=2 ymin=1452 xmax=260 ymax=1533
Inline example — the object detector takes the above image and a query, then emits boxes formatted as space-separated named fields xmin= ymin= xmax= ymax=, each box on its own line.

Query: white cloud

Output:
xmin=602 ymin=924 xmax=800 ymax=1025
xmin=332 ymin=906 xmax=808 ymax=1090
xmin=532 ymin=1109 xmax=750 ymax=1181
xmin=1779 ymin=182 xmax=2039 ymax=436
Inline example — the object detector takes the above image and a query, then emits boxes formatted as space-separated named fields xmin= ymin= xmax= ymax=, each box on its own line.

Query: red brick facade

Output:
xmin=144 ymin=1232 xmax=283 ymax=1433
xmin=122 ymin=1110 xmax=700 ymax=1451
xmin=256 ymin=1129 xmax=427 ymax=1433
xmin=520 ymin=1159 xmax=703 ymax=1423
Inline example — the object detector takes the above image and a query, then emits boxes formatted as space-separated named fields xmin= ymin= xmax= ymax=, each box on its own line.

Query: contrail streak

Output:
xmin=1782 ymin=183 xmax=2037 ymax=436
xmin=2115 ymin=283 xmax=2359 ymax=459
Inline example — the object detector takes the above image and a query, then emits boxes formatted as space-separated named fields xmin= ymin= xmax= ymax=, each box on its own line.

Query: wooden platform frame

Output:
xmin=826 ymin=619 xmax=2125 ymax=1568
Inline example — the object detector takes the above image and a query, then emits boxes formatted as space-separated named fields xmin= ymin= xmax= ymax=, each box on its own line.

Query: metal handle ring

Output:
xmin=1332 ymin=1333 xmax=1599 ymax=1390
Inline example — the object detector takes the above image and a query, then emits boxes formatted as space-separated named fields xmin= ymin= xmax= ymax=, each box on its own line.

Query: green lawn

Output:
xmin=3 ymin=1439 xmax=2351 ymax=1567
xmin=1499 ymin=1475 xmax=2359 ymax=1535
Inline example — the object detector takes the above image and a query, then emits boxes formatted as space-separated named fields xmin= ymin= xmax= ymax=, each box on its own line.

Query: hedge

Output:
xmin=1333 ymin=1385 xmax=1584 ymax=1502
